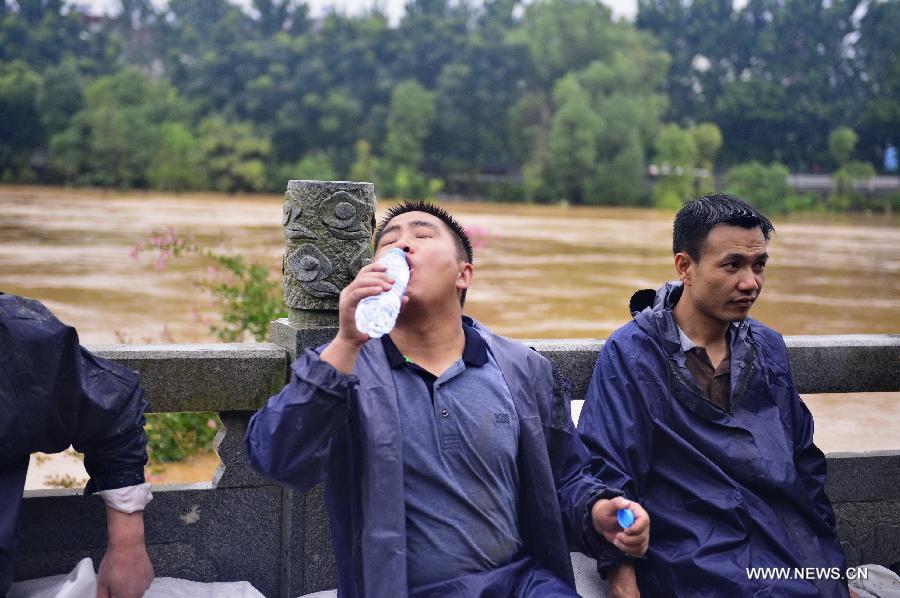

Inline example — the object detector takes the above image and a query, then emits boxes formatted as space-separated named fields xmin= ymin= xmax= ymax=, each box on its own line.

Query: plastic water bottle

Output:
xmin=355 ymin=248 xmax=410 ymax=338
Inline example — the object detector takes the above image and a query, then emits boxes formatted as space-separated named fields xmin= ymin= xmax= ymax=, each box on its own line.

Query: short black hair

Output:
xmin=673 ymin=193 xmax=774 ymax=261
xmin=374 ymin=201 xmax=473 ymax=306
xmin=374 ymin=201 xmax=473 ymax=264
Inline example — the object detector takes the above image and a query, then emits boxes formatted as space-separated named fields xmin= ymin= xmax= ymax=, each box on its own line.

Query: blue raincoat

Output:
xmin=577 ymin=282 xmax=849 ymax=597
xmin=0 ymin=294 xmax=148 ymax=594
xmin=246 ymin=317 xmax=621 ymax=597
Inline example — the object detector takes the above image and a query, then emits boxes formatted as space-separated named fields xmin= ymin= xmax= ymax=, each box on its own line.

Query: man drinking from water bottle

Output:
xmin=246 ymin=201 xmax=649 ymax=597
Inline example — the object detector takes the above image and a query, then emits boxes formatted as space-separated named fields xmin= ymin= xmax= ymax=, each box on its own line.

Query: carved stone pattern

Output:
xmin=319 ymin=191 xmax=371 ymax=240
xmin=286 ymin=244 xmax=341 ymax=300
xmin=281 ymin=181 xmax=376 ymax=311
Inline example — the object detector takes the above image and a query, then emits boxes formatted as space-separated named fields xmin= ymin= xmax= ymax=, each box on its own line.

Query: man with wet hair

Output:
xmin=578 ymin=193 xmax=852 ymax=597
xmin=247 ymin=201 xmax=650 ymax=597
xmin=0 ymin=293 xmax=154 ymax=598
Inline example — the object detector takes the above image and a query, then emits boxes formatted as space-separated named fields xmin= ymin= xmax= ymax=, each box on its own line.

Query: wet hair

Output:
xmin=375 ymin=201 xmax=473 ymax=263
xmin=673 ymin=193 xmax=774 ymax=261
xmin=374 ymin=201 xmax=473 ymax=306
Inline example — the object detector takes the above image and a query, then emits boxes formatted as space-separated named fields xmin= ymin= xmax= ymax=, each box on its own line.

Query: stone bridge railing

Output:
xmin=17 ymin=335 xmax=900 ymax=597
xmin=16 ymin=182 xmax=900 ymax=597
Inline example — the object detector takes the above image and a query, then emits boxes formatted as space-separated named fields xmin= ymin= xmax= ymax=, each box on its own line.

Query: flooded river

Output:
xmin=2 ymin=186 xmax=897 ymax=466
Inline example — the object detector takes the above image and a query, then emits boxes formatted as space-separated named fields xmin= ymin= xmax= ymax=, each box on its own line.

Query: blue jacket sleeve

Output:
xmin=74 ymin=347 xmax=149 ymax=494
xmin=776 ymin=339 xmax=841 ymax=541
xmin=542 ymin=360 xmax=623 ymax=560
xmin=576 ymin=334 xmax=654 ymax=571
xmin=792 ymin=396 xmax=841 ymax=533
xmin=0 ymin=294 xmax=148 ymax=494
xmin=245 ymin=348 xmax=357 ymax=492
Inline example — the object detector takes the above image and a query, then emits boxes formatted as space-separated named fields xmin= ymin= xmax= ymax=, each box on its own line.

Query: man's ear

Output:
xmin=456 ymin=262 xmax=474 ymax=293
xmin=674 ymin=252 xmax=693 ymax=285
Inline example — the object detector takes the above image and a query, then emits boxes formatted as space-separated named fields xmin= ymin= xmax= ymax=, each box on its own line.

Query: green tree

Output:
xmin=146 ymin=122 xmax=206 ymax=191
xmin=383 ymin=80 xmax=435 ymax=170
xmin=575 ymin=41 xmax=670 ymax=204
xmin=692 ymin=122 xmax=722 ymax=194
xmin=509 ymin=0 xmax=668 ymax=205
xmin=512 ymin=0 xmax=619 ymax=89
xmin=828 ymin=126 xmax=858 ymax=166
xmin=392 ymin=0 xmax=472 ymax=89
xmin=432 ymin=41 xmax=527 ymax=194
xmin=636 ymin=0 xmax=737 ymax=125
xmin=654 ymin=123 xmax=698 ymax=170
xmin=653 ymin=124 xmax=698 ymax=209
xmin=292 ymin=151 xmax=337 ymax=181
xmin=0 ymin=60 xmax=42 ymax=178
xmin=197 ymin=116 xmax=272 ymax=193
xmin=640 ymin=0 xmax=865 ymax=170
xmin=380 ymin=80 xmax=441 ymax=198
xmin=47 ymin=69 xmax=191 ymax=188
xmin=0 ymin=0 xmax=116 ymax=73
xmin=36 ymin=58 xmax=83 ymax=134
xmin=831 ymin=161 xmax=876 ymax=210
xmin=856 ymin=0 xmax=900 ymax=166
xmin=724 ymin=161 xmax=793 ymax=214
xmin=826 ymin=126 xmax=875 ymax=209
xmin=544 ymin=76 xmax=604 ymax=204
xmin=693 ymin=122 xmax=723 ymax=166
xmin=349 ymin=140 xmax=378 ymax=183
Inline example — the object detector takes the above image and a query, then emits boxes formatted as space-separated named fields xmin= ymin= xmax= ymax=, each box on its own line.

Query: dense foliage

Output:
xmin=1 ymin=0 xmax=896 ymax=206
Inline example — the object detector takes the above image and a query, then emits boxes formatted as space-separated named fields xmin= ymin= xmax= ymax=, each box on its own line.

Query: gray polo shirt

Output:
xmin=382 ymin=322 xmax=523 ymax=588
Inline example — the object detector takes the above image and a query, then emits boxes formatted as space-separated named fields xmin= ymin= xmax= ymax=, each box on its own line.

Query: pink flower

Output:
xmin=129 ymin=244 xmax=142 ymax=260
xmin=463 ymin=223 xmax=496 ymax=251
xmin=154 ymin=249 xmax=172 ymax=271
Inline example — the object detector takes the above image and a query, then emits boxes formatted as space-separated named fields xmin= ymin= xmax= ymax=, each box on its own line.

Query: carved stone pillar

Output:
xmin=271 ymin=180 xmax=377 ymax=596
xmin=275 ymin=180 xmax=376 ymax=355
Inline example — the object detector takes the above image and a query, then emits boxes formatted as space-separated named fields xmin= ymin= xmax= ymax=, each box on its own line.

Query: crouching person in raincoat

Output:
xmin=246 ymin=201 xmax=649 ymax=597
xmin=578 ymin=194 xmax=853 ymax=597
xmin=0 ymin=294 xmax=154 ymax=598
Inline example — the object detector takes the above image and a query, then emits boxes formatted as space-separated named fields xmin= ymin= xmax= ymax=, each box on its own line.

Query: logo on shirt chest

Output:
xmin=494 ymin=412 xmax=510 ymax=424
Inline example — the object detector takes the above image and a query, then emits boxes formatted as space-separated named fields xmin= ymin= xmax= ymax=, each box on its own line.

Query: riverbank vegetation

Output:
xmin=1 ymin=0 xmax=897 ymax=212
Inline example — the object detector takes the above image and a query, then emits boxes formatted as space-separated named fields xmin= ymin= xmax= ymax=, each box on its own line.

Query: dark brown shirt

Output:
xmin=679 ymin=327 xmax=732 ymax=411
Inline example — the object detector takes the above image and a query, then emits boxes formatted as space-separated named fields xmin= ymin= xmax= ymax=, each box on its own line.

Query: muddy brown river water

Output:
xmin=3 ymin=186 xmax=897 ymax=471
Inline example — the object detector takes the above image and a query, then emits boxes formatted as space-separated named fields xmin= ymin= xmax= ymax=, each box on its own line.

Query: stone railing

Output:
xmin=15 ymin=182 xmax=900 ymax=595
xmin=17 ymin=334 xmax=900 ymax=596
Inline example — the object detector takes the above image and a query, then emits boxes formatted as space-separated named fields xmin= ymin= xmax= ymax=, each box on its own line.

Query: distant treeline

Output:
xmin=0 ymin=0 xmax=897 ymax=209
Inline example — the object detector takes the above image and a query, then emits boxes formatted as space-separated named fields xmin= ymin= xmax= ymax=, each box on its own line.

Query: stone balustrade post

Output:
xmin=272 ymin=180 xmax=376 ymax=356
xmin=269 ymin=180 xmax=377 ymax=595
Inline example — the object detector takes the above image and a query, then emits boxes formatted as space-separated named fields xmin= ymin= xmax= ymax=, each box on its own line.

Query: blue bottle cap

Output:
xmin=617 ymin=508 xmax=635 ymax=529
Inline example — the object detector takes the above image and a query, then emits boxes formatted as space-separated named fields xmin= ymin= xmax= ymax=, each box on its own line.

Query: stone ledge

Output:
xmin=17 ymin=485 xmax=285 ymax=598
xmin=86 ymin=343 xmax=289 ymax=412
xmin=527 ymin=335 xmax=900 ymax=401
xmin=826 ymin=451 xmax=900 ymax=502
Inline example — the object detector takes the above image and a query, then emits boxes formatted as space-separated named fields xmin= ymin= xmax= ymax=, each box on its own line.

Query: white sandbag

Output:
xmin=295 ymin=553 xmax=610 ymax=598
xmin=9 ymin=558 xmax=265 ymax=598
xmin=849 ymin=564 xmax=900 ymax=598
xmin=145 ymin=577 xmax=265 ymax=598
xmin=8 ymin=558 xmax=96 ymax=598
xmin=571 ymin=551 xmax=610 ymax=598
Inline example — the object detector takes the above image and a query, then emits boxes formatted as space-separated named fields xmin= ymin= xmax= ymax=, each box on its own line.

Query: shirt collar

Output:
xmin=381 ymin=319 xmax=488 ymax=370
xmin=677 ymin=323 xmax=736 ymax=353
xmin=677 ymin=326 xmax=698 ymax=352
